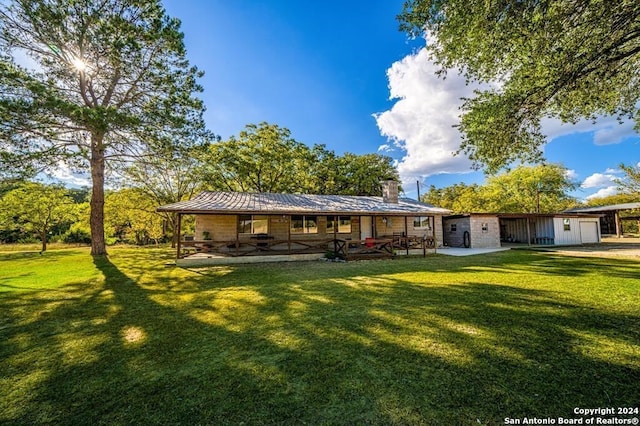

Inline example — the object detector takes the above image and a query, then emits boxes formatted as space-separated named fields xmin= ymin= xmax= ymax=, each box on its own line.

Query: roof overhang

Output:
xmin=157 ymin=191 xmax=451 ymax=216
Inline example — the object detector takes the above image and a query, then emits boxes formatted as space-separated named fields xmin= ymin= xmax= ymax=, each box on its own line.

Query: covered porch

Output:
xmin=158 ymin=189 xmax=449 ymax=265
xmin=174 ymin=213 xmax=438 ymax=264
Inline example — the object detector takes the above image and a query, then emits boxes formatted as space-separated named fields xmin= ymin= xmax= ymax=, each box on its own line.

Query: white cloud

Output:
xmin=374 ymin=48 xmax=484 ymax=181
xmin=581 ymin=172 xmax=618 ymax=189
xmin=564 ymin=169 xmax=578 ymax=180
xmin=585 ymin=186 xmax=619 ymax=200
xmin=48 ymin=162 xmax=91 ymax=187
xmin=375 ymin=44 xmax=640 ymax=185
xmin=541 ymin=116 xmax=638 ymax=145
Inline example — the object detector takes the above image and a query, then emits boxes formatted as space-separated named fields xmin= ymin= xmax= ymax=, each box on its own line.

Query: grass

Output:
xmin=0 ymin=246 xmax=639 ymax=425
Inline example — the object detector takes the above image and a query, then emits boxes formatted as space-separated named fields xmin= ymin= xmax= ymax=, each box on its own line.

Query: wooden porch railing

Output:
xmin=179 ymin=235 xmax=436 ymax=260
xmin=334 ymin=238 xmax=394 ymax=260
xmin=179 ymin=238 xmax=334 ymax=258
xmin=391 ymin=235 xmax=436 ymax=253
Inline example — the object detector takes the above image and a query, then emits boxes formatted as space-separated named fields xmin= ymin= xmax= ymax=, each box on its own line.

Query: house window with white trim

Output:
xmin=238 ymin=215 xmax=269 ymax=234
xmin=291 ymin=215 xmax=318 ymax=234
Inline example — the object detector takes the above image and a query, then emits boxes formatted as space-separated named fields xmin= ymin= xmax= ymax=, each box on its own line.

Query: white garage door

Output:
xmin=579 ymin=222 xmax=599 ymax=244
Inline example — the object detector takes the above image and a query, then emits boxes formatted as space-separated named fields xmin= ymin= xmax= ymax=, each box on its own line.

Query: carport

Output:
xmin=565 ymin=203 xmax=640 ymax=237
xmin=497 ymin=213 xmax=602 ymax=246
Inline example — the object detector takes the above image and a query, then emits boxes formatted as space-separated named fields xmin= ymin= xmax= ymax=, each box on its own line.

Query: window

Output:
xmin=327 ymin=216 xmax=352 ymax=234
xmin=413 ymin=216 xmax=432 ymax=230
xmin=450 ymin=223 xmax=457 ymax=232
xmin=482 ymin=223 xmax=489 ymax=233
xmin=291 ymin=215 xmax=318 ymax=234
xmin=563 ymin=218 xmax=571 ymax=231
xmin=238 ymin=215 xmax=269 ymax=234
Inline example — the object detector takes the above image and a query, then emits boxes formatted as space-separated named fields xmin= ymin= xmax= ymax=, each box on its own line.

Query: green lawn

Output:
xmin=1 ymin=246 xmax=638 ymax=425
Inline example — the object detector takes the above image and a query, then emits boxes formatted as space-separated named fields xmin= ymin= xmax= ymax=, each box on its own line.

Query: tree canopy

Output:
xmin=104 ymin=188 xmax=164 ymax=245
xmin=399 ymin=1 xmax=640 ymax=173
xmin=203 ymin=123 xmax=311 ymax=193
xmin=421 ymin=183 xmax=484 ymax=213
xmin=0 ymin=0 xmax=208 ymax=255
xmin=201 ymin=122 xmax=400 ymax=196
xmin=423 ymin=164 xmax=577 ymax=213
xmin=482 ymin=164 xmax=577 ymax=213
xmin=0 ymin=182 xmax=77 ymax=251
xmin=122 ymin=138 xmax=207 ymax=246
xmin=616 ymin=163 xmax=640 ymax=195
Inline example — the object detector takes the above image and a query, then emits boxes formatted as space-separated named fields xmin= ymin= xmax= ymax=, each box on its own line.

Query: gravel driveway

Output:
xmin=535 ymin=238 xmax=640 ymax=259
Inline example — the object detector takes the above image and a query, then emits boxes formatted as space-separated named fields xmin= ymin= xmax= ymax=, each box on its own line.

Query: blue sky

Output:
xmin=65 ymin=0 xmax=640 ymax=200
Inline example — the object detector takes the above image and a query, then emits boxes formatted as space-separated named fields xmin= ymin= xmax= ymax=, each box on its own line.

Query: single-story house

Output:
xmin=443 ymin=213 xmax=602 ymax=248
xmin=565 ymin=202 xmax=640 ymax=237
xmin=157 ymin=181 xmax=451 ymax=265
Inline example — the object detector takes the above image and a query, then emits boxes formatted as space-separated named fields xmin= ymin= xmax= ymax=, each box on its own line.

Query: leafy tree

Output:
xmin=66 ymin=187 xmax=90 ymax=204
xmin=425 ymin=164 xmax=577 ymax=213
xmin=202 ymin=122 xmax=312 ymax=193
xmin=104 ymin=189 xmax=163 ymax=245
xmin=304 ymin=144 xmax=340 ymax=195
xmin=421 ymin=183 xmax=484 ymax=213
xmin=0 ymin=0 xmax=208 ymax=255
xmin=0 ymin=182 xmax=77 ymax=251
xmin=201 ymin=123 xmax=309 ymax=193
xmin=482 ymin=164 xmax=577 ymax=213
xmin=0 ymin=177 xmax=25 ymax=198
xmin=616 ymin=163 xmax=640 ymax=195
xmin=201 ymin=122 xmax=401 ymax=196
xmin=399 ymin=1 xmax=640 ymax=173
xmin=585 ymin=192 xmax=638 ymax=207
xmin=331 ymin=153 xmax=400 ymax=196
xmin=122 ymin=140 xmax=206 ymax=246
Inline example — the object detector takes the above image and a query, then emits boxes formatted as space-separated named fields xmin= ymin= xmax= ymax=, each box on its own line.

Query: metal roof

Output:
xmin=157 ymin=191 xmax=451 ymax=215
xmin=445 ymin=212 xmax=602 ymax=219
xmin=565 ymin=202 xmax=640 ymax=213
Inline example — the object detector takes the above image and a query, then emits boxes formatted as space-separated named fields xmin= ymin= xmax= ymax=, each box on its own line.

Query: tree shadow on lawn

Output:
xmin=425 ymin=250 xmax=640 ymax=280
xmin=0 ymin=254 xmax=638 ymax=425
xmin=0 ymin=250 xmax=85 ymax=261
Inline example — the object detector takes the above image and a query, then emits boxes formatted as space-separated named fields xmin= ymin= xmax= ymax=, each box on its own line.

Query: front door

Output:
xmin=360 ymin=216 xmax=373 ymax=240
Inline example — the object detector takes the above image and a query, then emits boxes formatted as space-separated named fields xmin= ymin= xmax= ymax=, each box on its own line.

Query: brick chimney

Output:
xmin=381 ymin=180 xmax=399 ymax=204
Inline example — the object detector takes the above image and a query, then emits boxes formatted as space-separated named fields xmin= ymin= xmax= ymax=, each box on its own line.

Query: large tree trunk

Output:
xmin=40 ymin=228 xmax=47 ymax=253
xmin=90 ymin=133 xmax=107 ymax=256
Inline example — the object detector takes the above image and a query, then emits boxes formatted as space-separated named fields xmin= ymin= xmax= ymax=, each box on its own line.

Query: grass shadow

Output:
xmin=0 ymin=249 xmax=638 ymax=424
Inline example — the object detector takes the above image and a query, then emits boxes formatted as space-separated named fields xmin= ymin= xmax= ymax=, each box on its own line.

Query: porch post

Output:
xmin=287 ymin=215 xmax=291 ymax=254
xmin=433 ymin=216 xmax=437 ymax=255
xmin=404 ymin=216 xmax=409 ymax=255
xmin=372 ymin=216 xmax=377 ymax=238
xmin=526 ymin=216 xmax=531 ymax=246
xmin=176 ymin=213 xmax=182 ymax=259
xmin=615 ymin=210 xmax=622 ymax=238
xmin=332 ymin=215 xmax=337 ymax=256
xmin=235 ymin=216 xmax=239 ymax=256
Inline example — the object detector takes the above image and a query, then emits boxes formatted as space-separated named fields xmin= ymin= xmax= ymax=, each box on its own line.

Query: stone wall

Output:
xmin=443 ymin=215 xmax=501 ymax=248
xmin=469 ymin=215 xmax=501 ymax=248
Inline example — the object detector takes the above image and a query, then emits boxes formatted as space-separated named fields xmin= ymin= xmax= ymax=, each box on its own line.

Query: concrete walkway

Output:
xmin=437 ymin=247 xmax=511 ymax=256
